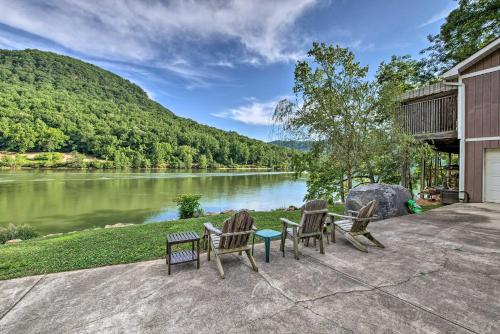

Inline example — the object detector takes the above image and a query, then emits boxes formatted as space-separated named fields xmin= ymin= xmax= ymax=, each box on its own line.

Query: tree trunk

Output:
xmin=401 ymin=147 xmax=409 ymax=189
xmin=369 ymin=171 xmax=375 ymax=183
xmin=339 ymin=178 xmax=345 ymax=203
xmin=347 ymin=161 xmax=353 ymax=191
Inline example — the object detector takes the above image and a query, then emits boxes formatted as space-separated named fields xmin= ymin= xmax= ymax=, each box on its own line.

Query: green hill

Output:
xmin=0 ymin=49 xmax=295 ymax=168
xmin=269 ymin=140 xmax=313 ymax=152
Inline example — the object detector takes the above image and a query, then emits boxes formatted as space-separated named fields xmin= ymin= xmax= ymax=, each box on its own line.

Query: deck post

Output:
xmin=435 ymin=153 xmax=440 ymax=187
xmin=420 ymin=157 xmax=425 ymax=199
xmin=446 ymin=153 xmax=451 ymax=188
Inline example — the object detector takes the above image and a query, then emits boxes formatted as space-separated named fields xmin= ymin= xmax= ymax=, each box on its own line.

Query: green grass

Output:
xmin=0 ymin=205 xmax=345 ymax=280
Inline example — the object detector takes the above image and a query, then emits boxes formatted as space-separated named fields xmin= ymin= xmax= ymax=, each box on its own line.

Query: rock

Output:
xmin=346 ymin=184 xmax=411 ymax=219
xmin=220 ymin=209 xmax=254 ymax=214
xmin=287 ymin=205 xmax=299 ymax=211
xmin=105 ymin=223 xmax=134 ymax=228
xmin=5 ymin=239 xmax=22 ymax=244
xmin=204 ymin=212 xmax=218 ymax=216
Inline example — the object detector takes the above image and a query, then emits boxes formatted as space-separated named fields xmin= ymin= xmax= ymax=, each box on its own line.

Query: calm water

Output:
xmin=0 ymin=170 xmax=306 ymax=234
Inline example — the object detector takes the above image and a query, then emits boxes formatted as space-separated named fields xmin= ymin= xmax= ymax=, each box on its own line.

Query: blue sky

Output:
xmin=0 ymin=0 xmax=457 ymax=141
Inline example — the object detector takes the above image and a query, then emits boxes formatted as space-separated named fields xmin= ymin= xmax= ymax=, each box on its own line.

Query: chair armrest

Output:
xmin=347 ymin=210 xmax=380 ymax=220
xmin=280 ymin=218 xmax=300 ymax=227
xmin=328 ymin=212 xmax=353 ymax=220
xmin=203 ymin=222 xmax=222 ymax=235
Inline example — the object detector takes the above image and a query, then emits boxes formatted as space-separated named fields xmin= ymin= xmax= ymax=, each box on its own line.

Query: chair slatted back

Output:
xmin=351 ymin=200 xmax=377 ymax=232
xmin=300 ymin=199 xmax=328 ymax=234
xmin=219 ymin=210 xmax=254 ymax=249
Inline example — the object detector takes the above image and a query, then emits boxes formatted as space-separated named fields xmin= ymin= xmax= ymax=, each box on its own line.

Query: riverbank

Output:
xmin=0 ymin=206 xmax=342 ymax=280
xmin=0 ymin=151 xmax=289 ymax=170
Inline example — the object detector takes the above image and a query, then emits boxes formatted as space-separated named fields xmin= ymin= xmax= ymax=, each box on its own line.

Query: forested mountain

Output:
xmin=269 ymin=140 xmax=313 ymax=151
xmin=0 ymin=49 xmax=295 ymax=168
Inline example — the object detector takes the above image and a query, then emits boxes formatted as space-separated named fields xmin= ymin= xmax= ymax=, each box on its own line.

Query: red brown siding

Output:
xmin=462 ymin=49 xmax=500 ymax=75
xmin=465 ymin=141 xmax=500 ymax=202
xmin=463 ymin=50 xmax=500 ymax=202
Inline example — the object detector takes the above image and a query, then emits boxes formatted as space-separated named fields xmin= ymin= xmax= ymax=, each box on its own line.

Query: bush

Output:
xmin=0 ymin=224 xmax=39 ymax=244
xmin=174 ymin=194 xmax=204 ymax=219
xmin=0 ymin=155 xmax=15 ymax=167
xmin=66 ymin=152 xmax=87 ymax=168
xmin=34 ymin=152 xmax=64 ymax=167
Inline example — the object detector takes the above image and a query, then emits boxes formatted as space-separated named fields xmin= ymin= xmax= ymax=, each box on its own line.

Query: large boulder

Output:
xmin=346 ymin=184 xmax=411 ymax=219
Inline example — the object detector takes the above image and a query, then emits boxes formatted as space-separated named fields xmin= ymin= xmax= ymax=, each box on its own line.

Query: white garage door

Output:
xmin=484 ymin=149 xmax=500 ymax=203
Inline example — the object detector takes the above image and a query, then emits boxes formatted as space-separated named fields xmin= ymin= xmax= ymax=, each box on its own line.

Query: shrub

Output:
xmin=0 ymin=155 xmax=15 ymax=167
xmin=66 ymin=152 xmax=87 ymax=168
xmin=35 ymin=152 xmax=64 ymax=167
xmin=174 ymin=194 xmax=203 ymax=219
xmin=0 ymin=224 xmax=39 ymax=244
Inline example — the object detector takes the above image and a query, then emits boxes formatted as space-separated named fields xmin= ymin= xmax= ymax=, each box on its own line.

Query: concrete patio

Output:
xmin=1 ymin=203 xmax=499 ymax=333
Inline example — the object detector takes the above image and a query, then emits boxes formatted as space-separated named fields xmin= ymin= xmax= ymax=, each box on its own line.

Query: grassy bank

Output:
xmin=0 ymin=206 xmax=344 ymax=280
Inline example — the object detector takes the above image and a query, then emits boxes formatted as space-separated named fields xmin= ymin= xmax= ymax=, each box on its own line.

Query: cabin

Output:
xmin=400 ymin=37 xmax=500 ymax=203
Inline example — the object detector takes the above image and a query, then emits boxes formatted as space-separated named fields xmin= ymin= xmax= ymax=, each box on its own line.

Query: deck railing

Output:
xmin=399 ymin=94 xmax=457 ymax=137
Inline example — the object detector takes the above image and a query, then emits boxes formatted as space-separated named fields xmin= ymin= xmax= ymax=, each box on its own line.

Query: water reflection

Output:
xmin=0 ymin=170 xmax=306 ymax=234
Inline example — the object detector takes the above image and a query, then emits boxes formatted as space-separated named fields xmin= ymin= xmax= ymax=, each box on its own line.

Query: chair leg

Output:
xmin=245 ymin=249 xmax=258 ymax=272
xmin=214 ymin=253 xmax=225 ymax=279
xmin=364 ymin=232 xmax=385 ymax=248
xmin=345 ymin=233 xmax=368 ymax=252
xmin=203 ymin=229 xmax=208 ymax=251
xmin=293 ymin=236 xmax=299 ymax=260
xmin=332 ymin=226 xmax=336 ymax=243
xmin=324 ymin=226 xmax=330 ymax=245
xmin=280 ymin=229 xmax=286 ymax=257
xmin=207 ymin=236 xmax=211 ymax=261
xmin=319 ymin=233 xmax=325 ymax=254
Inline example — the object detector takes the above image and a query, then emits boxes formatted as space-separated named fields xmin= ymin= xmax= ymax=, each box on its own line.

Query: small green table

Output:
xmin=252 ymin=229 xmax=282 ymax=262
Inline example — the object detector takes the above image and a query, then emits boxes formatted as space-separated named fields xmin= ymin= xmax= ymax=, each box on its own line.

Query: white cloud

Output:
xmin=0 ymin=0 xmax=317 ymax=70
xmin=208 ymin=60 xmax=235 ymax=68
xmin=418 ymin=2 xmax=457 ymax=28
xmin=213 ymin=97 xmax=288 ymax=126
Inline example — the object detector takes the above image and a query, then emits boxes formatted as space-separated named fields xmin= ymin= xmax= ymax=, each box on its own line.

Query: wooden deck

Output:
xmin=399 ymin=94 xmax=457 ymax=138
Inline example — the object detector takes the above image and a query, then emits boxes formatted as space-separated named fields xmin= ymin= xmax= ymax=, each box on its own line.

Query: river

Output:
xmin=0 ymin=170 xmax=306 ymax=234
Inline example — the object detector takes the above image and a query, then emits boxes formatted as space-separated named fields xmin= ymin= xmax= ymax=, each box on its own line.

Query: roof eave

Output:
xmin=442 ymin=37 xmax=500 ymax=79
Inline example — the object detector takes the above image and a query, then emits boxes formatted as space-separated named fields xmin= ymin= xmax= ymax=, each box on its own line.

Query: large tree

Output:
xmin=421 ymin=0 xmax=500 ymax=74
xmin=274 ymin=42 xmax=393 ymax=201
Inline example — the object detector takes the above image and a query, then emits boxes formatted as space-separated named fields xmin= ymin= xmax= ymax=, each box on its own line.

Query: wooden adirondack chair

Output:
xmin=328 ymin=200 xmax=384 ymax=252
xmin=203 ymin=210 xmax=258 ymax=278
xmin=279 ymin=199 xmax=328 ymax=260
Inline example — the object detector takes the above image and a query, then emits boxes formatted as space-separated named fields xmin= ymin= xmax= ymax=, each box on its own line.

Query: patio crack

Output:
xmin=257 ymin=269 xmax=356 ymax=333
xmin=0 ymin=275 xmax=45 ymax=322
xmin=298 ymin=251 xmax=480 ymax=334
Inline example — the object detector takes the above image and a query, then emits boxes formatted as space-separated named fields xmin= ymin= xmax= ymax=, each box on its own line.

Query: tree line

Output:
xmin=0 ymin=49 xmax=297 ymax=169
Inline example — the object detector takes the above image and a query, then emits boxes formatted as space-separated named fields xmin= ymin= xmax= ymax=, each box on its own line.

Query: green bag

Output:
xmin=407 ymin=199 xmax=423 ymax=214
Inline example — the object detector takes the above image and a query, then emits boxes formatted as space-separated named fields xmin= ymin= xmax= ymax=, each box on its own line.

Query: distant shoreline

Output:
xmin=0 ymin=151 xmax=290 ymax=171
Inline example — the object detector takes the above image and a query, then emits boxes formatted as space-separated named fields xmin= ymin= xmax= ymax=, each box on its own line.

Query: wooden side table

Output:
xmin=166 ymin=231 xmax=200 ymax=275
